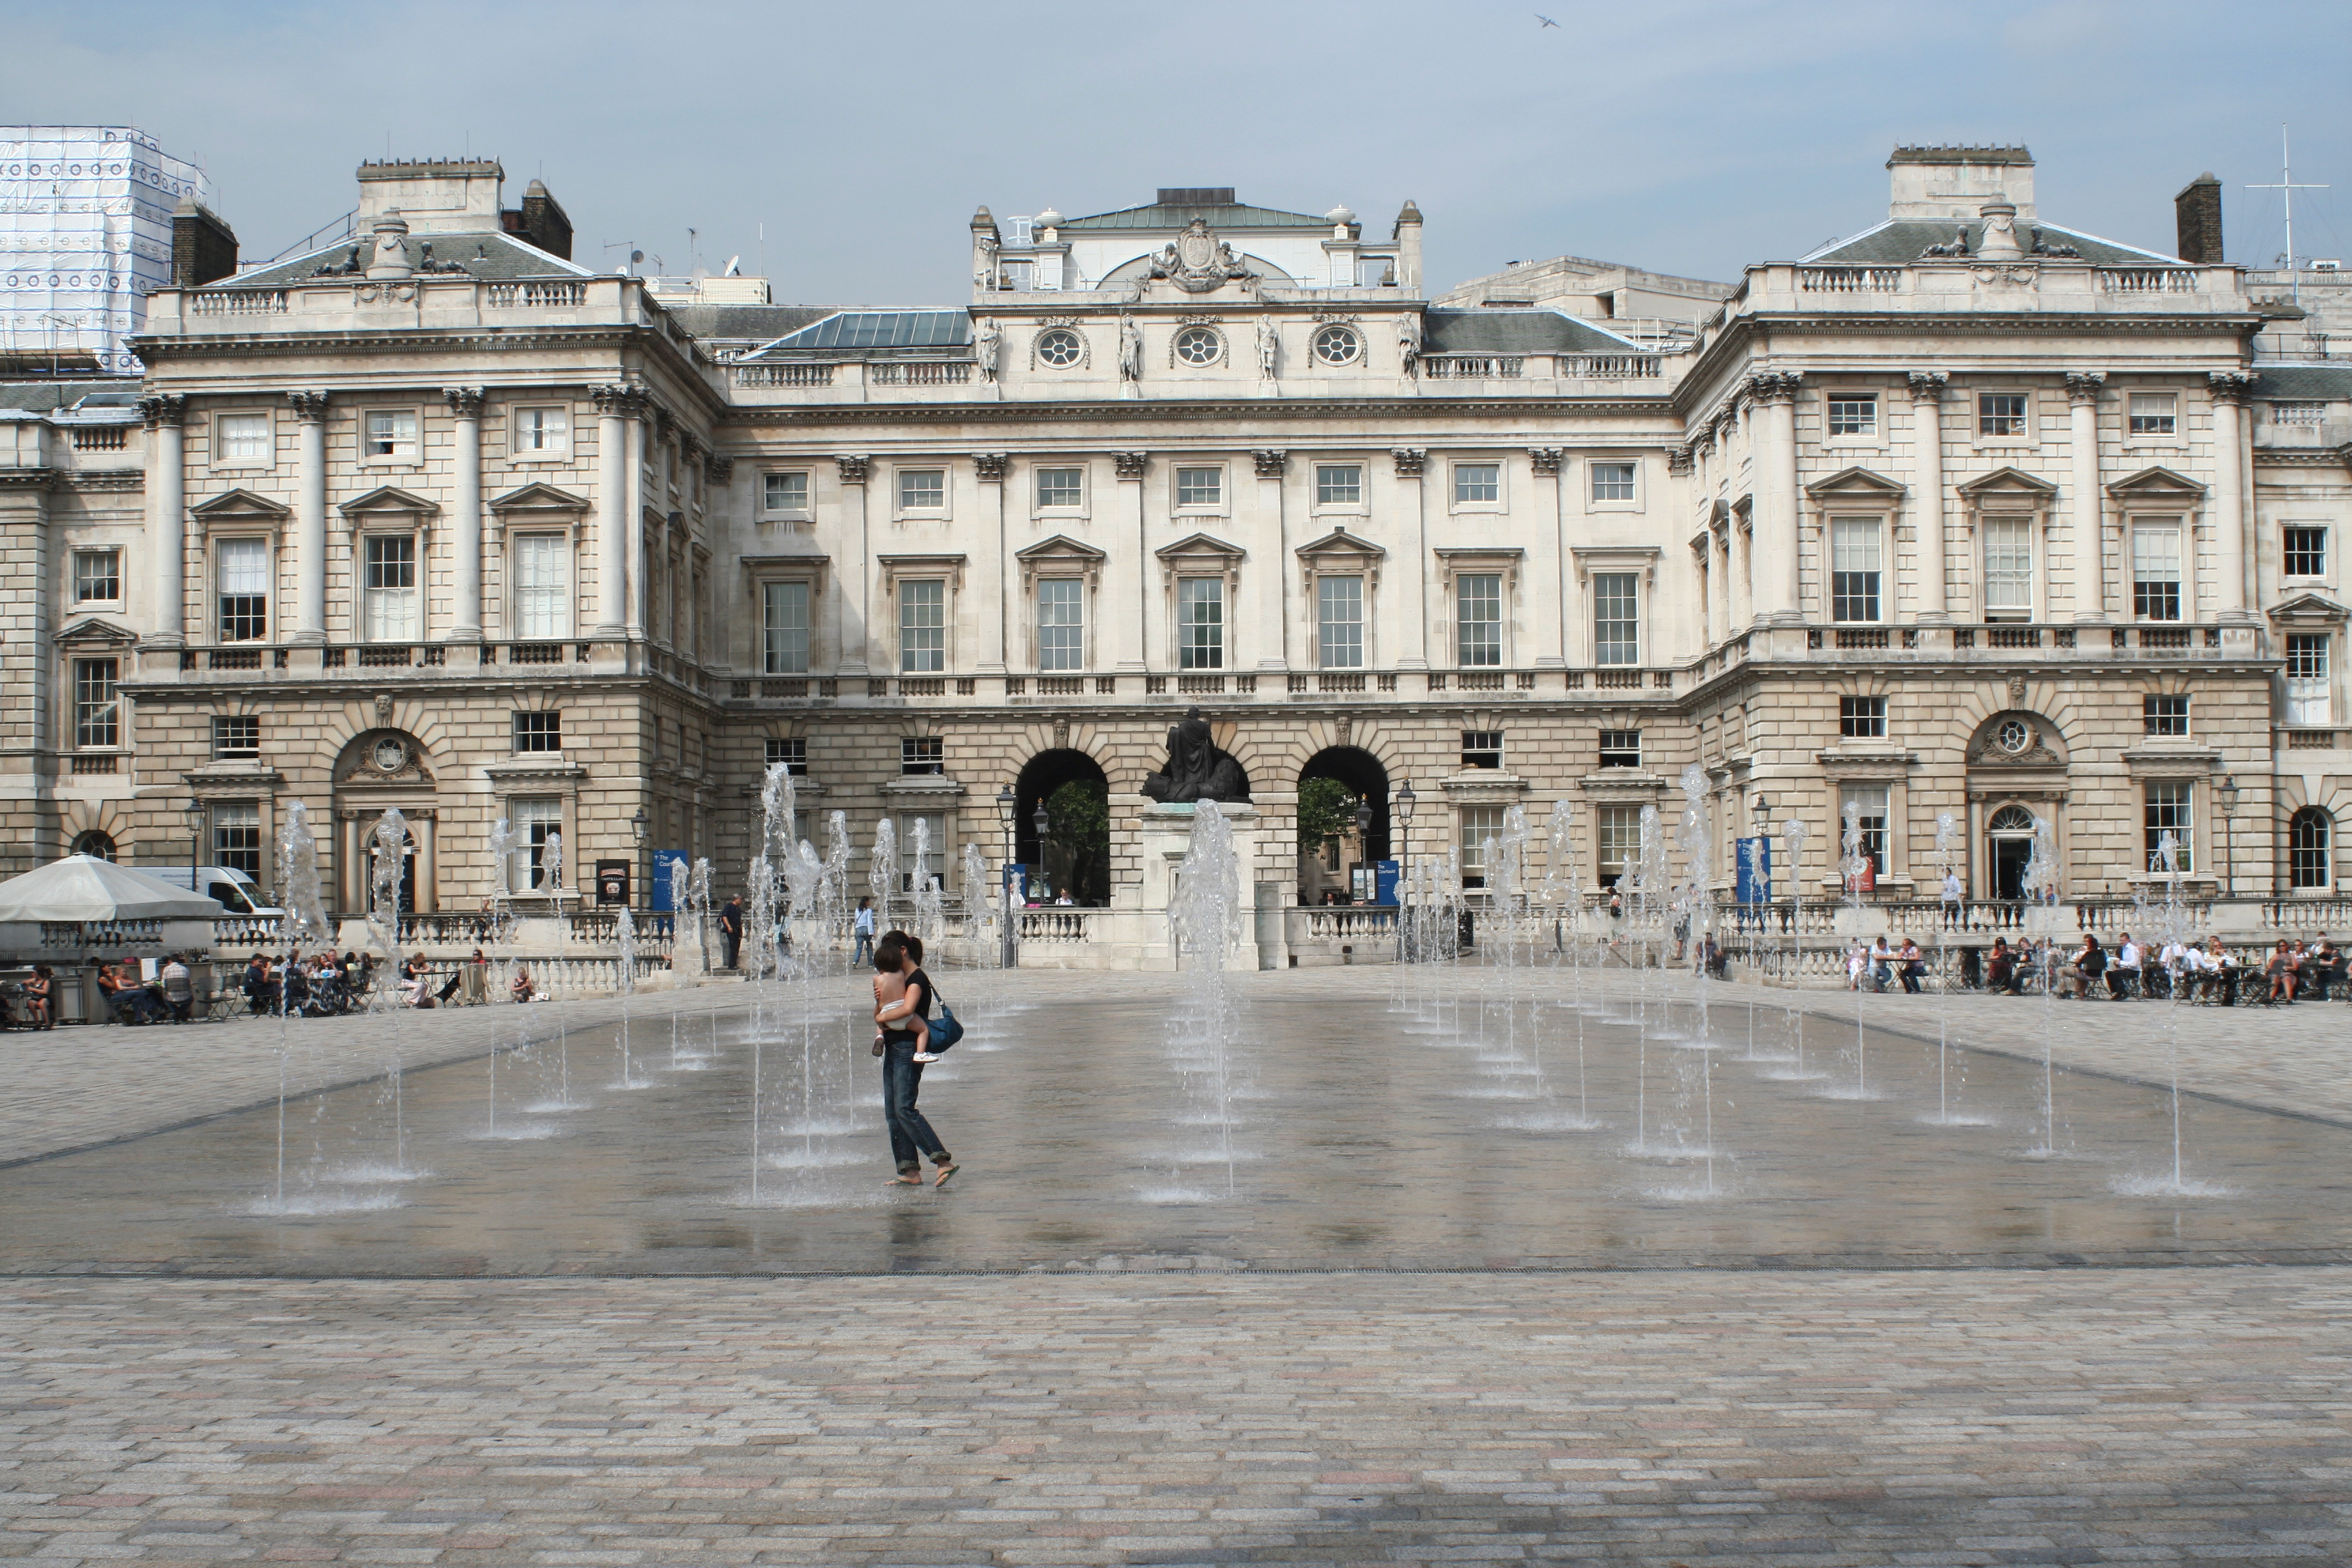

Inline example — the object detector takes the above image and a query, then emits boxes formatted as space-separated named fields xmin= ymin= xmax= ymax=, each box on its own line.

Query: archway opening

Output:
xmin=1987 ymin=803 xmax=2035 ymax=900
xmin=1297 ymin=746 xmax=1390 ymax=904
xmin=1015 ymin=749 xmax=1111 ymax=905
xmin=69 ymin=830 xmax=116 ymax=861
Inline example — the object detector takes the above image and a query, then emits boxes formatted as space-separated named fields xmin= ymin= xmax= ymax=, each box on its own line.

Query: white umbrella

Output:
xmin=0 ymin=855 xmax=224 ymax=922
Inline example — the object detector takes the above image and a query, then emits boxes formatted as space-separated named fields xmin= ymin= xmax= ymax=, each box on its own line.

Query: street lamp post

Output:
xmin=1393 ymin=781 xmax=1416 ymax=961
xmin=186 ymin=800 xmax=207 ymax=889
xmin=2217 ymin=774 xmax=2240 ymax=900
xmin=1750 ymin=793 xmax=1770 ymax=929
xmin=630 ymin=805 xmax=649 ymax=916
xmin=995 ymin=785 xmax=1016 ymax=969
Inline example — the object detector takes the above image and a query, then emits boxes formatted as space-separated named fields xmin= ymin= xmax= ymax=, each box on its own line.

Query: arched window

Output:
xmin=2291 ymin=806 xmax=2334 ymax=890
xmin=69 ymin=829 xmax=116 ymax=861
xmin=1987 ymin=804 xmax=2034 ymax=833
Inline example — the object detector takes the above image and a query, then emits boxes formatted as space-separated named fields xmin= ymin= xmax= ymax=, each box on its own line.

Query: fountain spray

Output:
xmin=1676 ymin=765 xmax=1716 ymax=1192
xmin=2021 ymin=814 xmax=2061 ymax=1156
xmin=1932 ymin=812 xmax=1963 ymax=1124
xmin=1167 ymin=801 xmax=1246 ymax=1195
xmin=365 ymin=808 xmax=410 ymax=1169
xmin=1780 ymin=817 xmax=1813 ymax=1079
xmin=1840 ymin=796 xmax=1870 ymax=1099
xmin=271 ymin=800 xmax=329 ymax=1207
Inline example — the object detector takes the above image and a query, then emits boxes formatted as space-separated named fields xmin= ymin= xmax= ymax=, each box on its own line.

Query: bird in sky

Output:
xmin=1535 ymin=12 xmax=1559 ymax=26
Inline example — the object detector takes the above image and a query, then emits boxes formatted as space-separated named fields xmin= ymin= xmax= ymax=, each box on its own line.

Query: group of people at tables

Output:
xmin=232 ymin=948 xmax=540 ymax=1015
xmin=1974 ymin=932 xmax=2346 ymax=1004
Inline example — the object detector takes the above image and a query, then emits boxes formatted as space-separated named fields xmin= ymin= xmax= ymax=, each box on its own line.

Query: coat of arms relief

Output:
xmin=1147 ymin=219 xmax=1259 ymax=293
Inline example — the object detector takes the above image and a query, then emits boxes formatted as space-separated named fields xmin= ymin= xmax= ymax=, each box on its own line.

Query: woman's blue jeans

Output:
xmin=882 ymin=1041 xmax=949 ymax=1174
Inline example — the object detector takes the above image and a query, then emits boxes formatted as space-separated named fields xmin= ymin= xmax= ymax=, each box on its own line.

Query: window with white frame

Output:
xmin=1456 ymin=573 xmax=1501 ymax=666
xmin=1314 ymin=463 xmax=1361 ymax=506
xmin=2290 ymin=807 xmax=2333 ymax=890
xmin=2132 ymin=521 xmax=2183 ymax=621
xmin=1177 ymin=577 xmax=1224 ymax=670
xmin=1596 ymin=804 xmax=1641 ymax=888
xmin=762 ymin=471 xmax=809 ymax=514
xmin=1592 ymin=571 xmax=1639 ymax=665
xmin=71 ymin=657 xmax=117 ymax=749
xmin=215 ymin=536 xmax=269 ymax=642
xmin=764 ymin=737 xmax=807 ymax=775
xmin=363 ymin=408 xmax=417 ymax=460
xmin=1037 ymin=578 xmax=1084 ymax=670
xmin=1460 ymin=730 xmax=1503 ymax=769
xmin=1452 ymin=463 xmax=1499 ymax=504
xmin=2144 ymin=781 xmax=2193 ymax=874
xmin=1175 ymin=466 xmax=1223 ymax=508
xmin=1978 ymin=392 xmax=2028 ymax=438
xmin=363 ymin=536 xmax=419 ymax=640
xmin=1317 ymin=575 xmax=1364 ymax=668
xmin=2127 ymin=392 xmax=2177 ymax=437
xmin=762 ymin=581 xmax=811 ymax=673
xmin=2144 ymin=694 xmax=2191 ymax=736
xmin=900 ymin=812 xmax=945 ymax=892
xmin=1826 ymin=393 xmax=1878 ymax=438
xmin=1598 ymin=729 xmax=1641 ymax=768
xmin=1840 ymin=784 xmax=1889 ymax=877
xmin=215 ymin=411 xmax=270 ymax=464
xmin=510 ymin=797 xmax=562 ymax=893
xmin=512 ymin=404 xmax=568 ymax=456
xmin=1840 ymin=696 xmax=1887 ymax=738
xmin=2287 ymin=632 xmax=2332 ymax=726
xmin=512 ymin=711 xmax=562 ymax=753
xmin=898 ymin=469 xmax=945 ymax=510
xmin=1830 ymin=518 xmax=1882 ymax=622
xmin=1458 ymin=804 xmax=1504 ymax=889
xmin=212 ymin=802 xmax=263 ymax=880
xmin=899 ymin=579 xmax=945 ymax=672
xmin=1982 ymin=517 xmax=2034 ymax=621
xmin=900 ymin=737 xmax=944 ymax=776
xmin=512 ymin=532 xmax=568 ymax=640
xmin=73 ymin=547 xmax=120 ymax=604
xmin=212 ymin=715 xmax=261 ymax=760
xmin=1590 ymin=462 xmax=1637 ymax=502
xmin=1035 ymin=467 xmax=1083 ymax=509
xmin=2283 ymin=525 xmax=2328 ymax=578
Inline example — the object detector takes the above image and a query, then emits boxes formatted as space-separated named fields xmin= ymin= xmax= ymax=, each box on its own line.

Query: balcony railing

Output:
xmin=1561 ymin=354 xmax=1663 ymax=378
xmin=485 ymin=281 xmax=586 ymax=308
xmin=2100 ymin=267 xmax=2201 ymax=293
xmin=190 ymin=290 xmax=287 ymax=316
xmin=1797 ymin=267 xmax=1904 ymax=293
xmin=1421 ymin=355 xmax=1523 ymax=378
xmin=1019 ymin=909 xmax=1100 ymax=944
xmin=733 ymin=362 xmax=834 ymax=387
xmin=869 ymin=361 xmax=973 ymax=386
xmin=70 ymin=426 xmax=127 ymax=451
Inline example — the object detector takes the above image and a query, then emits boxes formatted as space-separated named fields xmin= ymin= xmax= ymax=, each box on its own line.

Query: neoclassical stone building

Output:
xmin=1 ymin=147 xmax=2346 ymax=951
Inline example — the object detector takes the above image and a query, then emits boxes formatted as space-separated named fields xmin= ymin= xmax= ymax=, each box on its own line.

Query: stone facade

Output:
xmin=0 ymin=148 xmax=2344 ymax=953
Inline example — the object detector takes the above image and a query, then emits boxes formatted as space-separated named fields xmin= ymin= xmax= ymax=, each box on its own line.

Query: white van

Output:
xmin=131 ymin=864 xmax=286 ymax=918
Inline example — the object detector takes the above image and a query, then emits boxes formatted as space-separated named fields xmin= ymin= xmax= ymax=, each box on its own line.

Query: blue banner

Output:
xmin=1735 ymin=836 xmax=1773 ymax=904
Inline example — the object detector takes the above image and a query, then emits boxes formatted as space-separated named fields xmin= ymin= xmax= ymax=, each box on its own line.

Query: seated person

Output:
xmin=2306 ymin=938 xmax=2345 ymax=1000
xmin=1986 ymin=937 xmax=2018 ymax=994
xmin=97 ymin=962 xmax=170 ymax=1024
xmin=1896 ymin=937 xmax=1926 ymax=994
xmin=2265 ymin=939 xmax=2298 ymax=1004
xmin=242 ymin=953 xmax=278 ymax=1015
xmin=510 ymin=964 xmax=537 ymax=1004
xmin=22 ymin=964 xmax=53 ymax=1030
xmin=2070 ymin=936 xmax=2108 ymax=1000
xmin=2109 ymin=934 xmax=2142 ymax=999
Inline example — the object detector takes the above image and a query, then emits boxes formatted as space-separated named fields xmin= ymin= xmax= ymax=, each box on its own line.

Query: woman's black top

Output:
xmin=881 ymin=966 xmax=934 ymax=1047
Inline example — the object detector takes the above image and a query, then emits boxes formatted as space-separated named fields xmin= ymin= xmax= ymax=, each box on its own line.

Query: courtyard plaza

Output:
xmin=4 ymin=961 xmax=2351 ymax=1563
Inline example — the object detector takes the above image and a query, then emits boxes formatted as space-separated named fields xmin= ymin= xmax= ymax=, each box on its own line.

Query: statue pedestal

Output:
xmin=1132 ymin=802 xmax=1263 ymax=973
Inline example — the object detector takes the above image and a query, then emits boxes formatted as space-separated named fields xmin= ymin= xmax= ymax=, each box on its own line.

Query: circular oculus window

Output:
xmin=1035 ymin=328 xmax=1082 ymax=367
xmin=1173 ymin=326 xmax=1222 ymax=365
xmin=1312 ymin=325 xmax=1362 ymax=365
xmin=372 ymin=737 xmax=409 ymax=773
xmin=1995 ymin=719 xmax=2032 ymax=754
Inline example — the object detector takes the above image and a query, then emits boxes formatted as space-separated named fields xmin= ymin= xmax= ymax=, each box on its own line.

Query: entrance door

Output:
xmin=1991 ymin=836 xmax=2032 ymax=900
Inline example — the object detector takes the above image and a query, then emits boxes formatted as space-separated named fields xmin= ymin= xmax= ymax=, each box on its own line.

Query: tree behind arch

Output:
xmin=1297 ymin=776 xmax=1359 ymax=858
xmin=1044 ymin=779 xmax=1110 ymax=903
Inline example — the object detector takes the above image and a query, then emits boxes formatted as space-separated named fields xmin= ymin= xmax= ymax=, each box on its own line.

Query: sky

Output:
xmin=10 ymin=0 xmax=2352 ymax=305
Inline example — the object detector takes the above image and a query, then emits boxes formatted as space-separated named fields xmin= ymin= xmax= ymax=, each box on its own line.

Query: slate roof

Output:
xmin=2251 ymin=365 xmax=2352 ymax=399
xmin=753 ymin=310 xmax=971 ymax=353
xmin=0 ymin=380 xmax=140 ymax=414
xmin=213 ymin=229 xmax=593 ymax=290
xmin=1423 ymin=310 xmax=1646 ymax=355
xmin=664 ymin=304 xmax=837 ymax=344
xmin=1800 ymin=219 xmax=2176 ymax=267
xmin=1059 ymin=200 xmax=1328 ymax=232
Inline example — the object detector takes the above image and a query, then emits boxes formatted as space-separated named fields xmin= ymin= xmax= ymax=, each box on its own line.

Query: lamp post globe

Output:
xmin=995 ymin=785 xmax=1017 ymax=968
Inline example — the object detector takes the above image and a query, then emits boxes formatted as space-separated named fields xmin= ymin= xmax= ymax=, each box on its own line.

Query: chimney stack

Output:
xmin=2175 ymin=173 xmax=2223 ymax=265
xmin=504 ymin=178 xmax=573 ymax=260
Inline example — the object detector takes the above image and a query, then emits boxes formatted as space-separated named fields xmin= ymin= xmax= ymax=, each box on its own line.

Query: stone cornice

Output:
xmin=720 ymin=396 xmax=1678 ymax=429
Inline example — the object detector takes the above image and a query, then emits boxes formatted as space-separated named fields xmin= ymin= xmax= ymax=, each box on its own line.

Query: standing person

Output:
xmin=870 ymin=931 xmax=956 ymax=1188
xmin=1940 ymin=867 xmax=1964 ymax=928
xmin=852 ymin=896 xmax=877 ymax=967
xmin=717 ymin=895 xmax=743 ymax=971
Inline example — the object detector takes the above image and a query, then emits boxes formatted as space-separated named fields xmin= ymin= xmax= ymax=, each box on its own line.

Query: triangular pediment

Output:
xmin=2268 ymin=591 xmax=2348 ymax=625
xmin=2105 ymin=464 xmax=2207 ymax=500
xmin=55 ymin=615 xmax=139 ymax=648
xmin=189 ymin=487 xmax=290 ymax=519
xmin=488 ymin=481 xmax=589 ymax=513
xmin=338 ymin=485 xmax=440 ymax=517
xmin=1154 ymin=531 xmax=1244 ymax=564
xmin=1805 ymin=465 xmax=1907 ymax=498
xmin=1016 ymin=533 xmax=1109 ymax=564
xmin=1956 ymin=466 xmax=2059 ymax=497
xmin=1295 ymin=527 xmax=1385 ymax=561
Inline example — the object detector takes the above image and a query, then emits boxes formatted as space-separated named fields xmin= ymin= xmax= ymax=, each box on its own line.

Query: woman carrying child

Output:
xmin=870 ymin=930 xmax=956 ymax=1188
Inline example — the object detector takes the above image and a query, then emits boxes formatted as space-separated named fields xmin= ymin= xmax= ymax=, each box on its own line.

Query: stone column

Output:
xmin=1392 ymin=449 xmax=1428 ymax=668
xmin=836 ymin=455 xmax=872 ymax=674
xmin=284 ymin=392 xmax=329 ymax=644
xmin=2063 ymin=372 xmax=2106 ymax=622
xmin=975 ymin=453 xmax=1008 ymax=673
xmin=1729 ymin=507 xmax=1752 ymax=630
xmin=1748 ymin=372 xmax=1803 ymax=623
xmin=1529 ymin=448 xmax=1567 ymax=666
xmin=591 ymin=385 xmax=632 ymax=638
xmin=444 ymin=388 xmax=485 ymax=642
xmin=137 ymin=395 xmax=188 ymax=644
xmin=2208 ymin=372 xmax=2255 ymax=621
xmin=625 ymin=404 xmax=654 ymax=639
xmin=1906 ymin=372 xmax=1949 ymax=621
xmin=1252 ymin=451 xmax=1290 ymax=672
xmin=1114 ymin=452 xmax=1148 ymax=672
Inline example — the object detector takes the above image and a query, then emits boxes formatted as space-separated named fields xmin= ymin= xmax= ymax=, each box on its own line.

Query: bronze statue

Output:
xmin=1143 ymin=706 xmax=1249 ymax=803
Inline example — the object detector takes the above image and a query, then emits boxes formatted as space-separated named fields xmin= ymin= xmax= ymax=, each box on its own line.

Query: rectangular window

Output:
xmin=1177 ymin=577 xmax=1224 ymax=670
xmin=1459 ymin=805 xmax=1504 ymax=889
xmin=900 ymin=812 xmax=945 ymax=892
xmin=899 ymin=580 xmax=945 ymax=672
xmin=71 ymin=657 xmax=118 ymax=749
xmin=1453 ymin=463 xmax=1499 ymax=503
xmin=2284 ymin=525 xmax=2328 ymax=578
xmin=1590 ymin=462 xmax=1636 ymax=502
xmin=216 ymin=411 xmax=270 ymax=463
xmin=2291 ymin=810 xmax=2332 ymax=889
xmin=2132 ymin=523 xmax=2183 ymax=621
xmin=1037 ymin=578 xmax=1084 ymax=671
xmin=762 ymin=581 xmax=811 ymax=674
xmin=1316 ymin=575 xmax=1364 ymax=668
xmin=362 ymin=535 xmax=419 ymax=641
xmin=1596 ymin=804 xmax=1641 ymax=888
xmin=900 ymin=737 xmax=944 ymax=777
xmin=764 ymin=737 xmax=807 ymax=775
xmin=898 ymin=470 xmax=945 ymax=510
xmin=363 ymin=408 xmax=417 ymax=459
xmin=1982 ymin=517 xmax=2034 ymax=619
xmin=1827 ymin=394 xmax=1877 ymax=437
xmin=1840 ymin=696 xmax=1886 ymax=738
xmin=1841 ymin=785 xmax=1889 ymax=877
xmin=511 ymin=797 xmax=561 ymax=893
xmin=216 ymin=536 xmax=269 ymax=642
xmin=211 ymin=715 xmax=261 ymax=760
xmin=2143 ymin=695 xmax=2191 ymax=736
xmin=1456 ymin=573 xmax=1502 ymax=667
xmin=512 ymin=405 xmax=568 ymax=455
xmin=1460 ymin=730 xmax=1503 ymax=770
xmin=2144 ymin=781 xmax=2193 ymax=874
xmin=2272 ymin=401 xmax=2328 ymax=426
xmin=1978 ymin=393 xmax=2028 ymax=437
xmin=1830 ymin=518 xmax=1882 ymax=622
xmin=2127 ymin=392 xmax=2176 ymax=437
xmin=762 ymin=471 xmax=808 ymax=512
xmin=2287 ymin=632 xmax=2332 ymax=726
xmin=1176 ymin=466 xmax=1224 ymax=507
xmin=73 ymin=548 xmax=120 ymax=604
xmin=1598 ymin=729 xmax=1642 ymax=768
xmin=512 ymin=711 xmax=562 ymax=753
xmin=1035 ymin=467 xmax=1083 ymax=508
xmin=1592 ymin=571 xmax=1639 ymax=665
xmin=1314 ymin=464 xmax=1361 ymax=506
xmin=513 ymin=532 xmax=568 ymax=640
xmin=212 ymin=802 xmax=262 ymax=880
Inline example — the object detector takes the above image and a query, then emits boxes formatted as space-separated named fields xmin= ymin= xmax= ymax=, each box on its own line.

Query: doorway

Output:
xmin=1987 ymin=804 xmax=2034 ymax=899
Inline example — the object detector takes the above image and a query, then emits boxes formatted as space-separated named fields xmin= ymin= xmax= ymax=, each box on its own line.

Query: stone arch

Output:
xmin=1015 ymin=747 xmax=1111 ymax=904
xmin=61 ymin=800 xmax=133 ymax=864
xmin=1963 ymin=708 xmax=2068 ymax=768
xmin=330 ymin=725 xmax=442 ymax=914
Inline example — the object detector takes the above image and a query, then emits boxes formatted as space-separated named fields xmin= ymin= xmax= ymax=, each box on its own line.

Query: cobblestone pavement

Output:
xmin=5 ymin=1271 xmax=2350 ymax=1566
